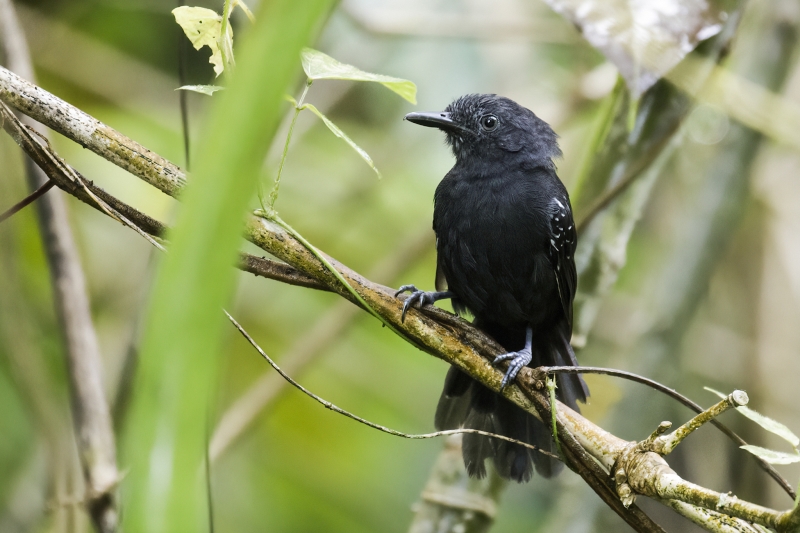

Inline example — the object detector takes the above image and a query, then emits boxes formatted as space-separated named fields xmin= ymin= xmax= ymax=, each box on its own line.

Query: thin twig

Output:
xmin=211 ymin=227 xmax=432 ymax=461
xmin=0 ymin=1 xmax=120 ymax=530
xmin=224 ymin=310 xmax=558 ymax=459
xmin=575 ymin=133 xmax=672 ymax=233
xmin=541 ymin=365 xmax=796 ymax=499
xmin=0 ymin=178 xmax=54 ymax=223
xmin=652 ymin=391 xmax=749 ymax=455
xmin=0 ymin=102 xmax=165 ymax=252
xmin=238 ymin=253 xmax=330 ymax=291
xmin=0 ymin=106 xmax=328 ymax=292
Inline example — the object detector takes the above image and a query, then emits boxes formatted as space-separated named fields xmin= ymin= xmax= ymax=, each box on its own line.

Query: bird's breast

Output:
xmin=433 ymin=171 xmax=560 ymax=326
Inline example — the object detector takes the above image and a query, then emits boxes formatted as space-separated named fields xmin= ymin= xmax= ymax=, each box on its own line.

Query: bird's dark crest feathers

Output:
xmin=443 ymin=94 xmax=562 ymax=166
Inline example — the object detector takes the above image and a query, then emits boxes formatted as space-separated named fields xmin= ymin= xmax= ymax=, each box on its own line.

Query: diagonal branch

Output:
xmin=2 ymin=62 xmax=799 ymax=533
xmin=0 ymin=178 xmax=54 ymax=223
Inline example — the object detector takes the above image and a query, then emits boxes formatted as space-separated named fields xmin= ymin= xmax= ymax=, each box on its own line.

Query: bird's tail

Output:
xmin=434 ymin=319 xmax=588 ymax=482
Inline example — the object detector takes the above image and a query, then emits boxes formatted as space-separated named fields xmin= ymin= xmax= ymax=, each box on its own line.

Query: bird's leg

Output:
xmin=394 ymin=285 xmax=454 ymax=322
xmin=492 ymin=327 xmax=533 ymax=390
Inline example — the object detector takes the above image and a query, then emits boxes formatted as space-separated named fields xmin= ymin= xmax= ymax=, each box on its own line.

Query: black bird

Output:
xmin=396 ymin=94 xmax=588 ymax=482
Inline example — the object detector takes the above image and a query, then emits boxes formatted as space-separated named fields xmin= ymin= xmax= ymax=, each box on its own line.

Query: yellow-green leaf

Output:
xmin=176 ymin=85 xmax=225 ymax=96
xmin=300 ymin=48 xmax=417 ymax=104
xmin=302 ymin=103 xmax=381 ymax=178
xmin=740 ymin=446 xmax=800 ymax=465
xmin=172 ymin=6 xmax=233 ymax=77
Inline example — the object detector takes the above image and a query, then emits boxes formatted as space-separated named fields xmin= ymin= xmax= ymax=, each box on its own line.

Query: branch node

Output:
xmin=716 ymin=492 xmax=739 ymax=511
xmin=731 ymin=389 xmax=750 ymax=407
xmin=652 ymin=391 xmax=745 ymax=455
xmin=639 ymin=421 xmax=673 ymax=452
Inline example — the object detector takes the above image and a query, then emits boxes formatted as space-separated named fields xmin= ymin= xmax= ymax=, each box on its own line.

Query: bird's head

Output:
xmin=405 ymin=94 xmax=561 ymax=167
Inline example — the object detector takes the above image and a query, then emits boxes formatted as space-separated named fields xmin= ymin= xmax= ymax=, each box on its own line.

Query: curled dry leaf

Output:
xmin=543 ymin=0 xmax=737 ymax=96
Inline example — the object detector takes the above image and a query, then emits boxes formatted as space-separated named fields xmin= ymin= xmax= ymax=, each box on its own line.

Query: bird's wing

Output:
xmin=434 ymin=237 xmax=449 ymax=291
xmin=547 ymin=195 xmax=578 ymax=326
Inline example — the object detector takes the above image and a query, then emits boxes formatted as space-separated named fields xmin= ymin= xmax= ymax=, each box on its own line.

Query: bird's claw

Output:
xmin=395 ymin=285 xmax=436 ymax=322
xmin=493 ymin=349 xmax=532 ymax=390
xmin=394 ymin=284 xmax=418 ymax=297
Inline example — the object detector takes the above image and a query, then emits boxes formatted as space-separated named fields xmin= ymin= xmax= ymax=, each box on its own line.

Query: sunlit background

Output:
xmin=1 ymin=0 xmax=800 ymax=531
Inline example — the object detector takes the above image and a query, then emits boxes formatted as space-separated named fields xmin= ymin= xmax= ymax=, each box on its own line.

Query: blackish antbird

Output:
xmin=396 ymin=94 xmax=588 ymax=482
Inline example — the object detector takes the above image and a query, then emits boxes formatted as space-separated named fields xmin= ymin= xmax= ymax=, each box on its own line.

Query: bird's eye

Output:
xmin=480 ymin=115 xmax=498 ymax=131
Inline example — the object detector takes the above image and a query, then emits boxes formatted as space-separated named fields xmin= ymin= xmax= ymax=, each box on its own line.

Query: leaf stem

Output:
xmin=266 ymin=80 xmax=312 ymax=211
xmin=264 ymin=212 xmax=406 ymax=340
xmin=218 ymin=0 xmax=233 ymax=69
xmin=795 ymin=479 xmax=800 ymax=510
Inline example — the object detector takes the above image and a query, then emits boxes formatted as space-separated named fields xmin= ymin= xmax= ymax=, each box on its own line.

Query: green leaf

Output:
xmin=300 ymin=48 xmax=417 ymax=104
xmin=740 ymin=446 xmax=800 ymax=465
xmin=736 ymin=407 xmax=800 ymax=448
xmin=122 ymin=2 xmax=334 ymax=532
xmin=706 ymin=387 xmax=800 ymax=447
xmin=172 ymin=6 xmax=233 ymax=77
xmin=301 ymin=103 xmax=381 ymax=178
xmin=176 ymin=85 xmax=225 ymax=96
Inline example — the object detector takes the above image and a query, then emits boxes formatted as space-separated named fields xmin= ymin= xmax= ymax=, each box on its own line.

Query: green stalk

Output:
xmin=548 ymin=375 xmax=563 ymax=458
xmin=265 ymin=212 xmax=406 ymax=338
xmin=218 ymin=0 xmax=232 ymax=69
xmin=266 ymin=80 xmax=311 ymax=211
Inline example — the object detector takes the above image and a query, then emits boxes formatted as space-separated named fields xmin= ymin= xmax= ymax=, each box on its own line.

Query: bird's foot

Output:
xmin=493 ymin=348 xmax=532 ymax=390
xmin=394 ymin=285 xmax=453 ymax=322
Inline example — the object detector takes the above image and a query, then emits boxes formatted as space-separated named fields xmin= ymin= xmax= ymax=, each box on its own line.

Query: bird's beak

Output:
xmin=404 ymin=111 xmax=470 ymax=134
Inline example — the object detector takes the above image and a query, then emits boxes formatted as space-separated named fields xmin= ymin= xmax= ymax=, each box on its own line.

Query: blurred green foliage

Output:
xmin=2 ymin=1 xmax=800 ymax=532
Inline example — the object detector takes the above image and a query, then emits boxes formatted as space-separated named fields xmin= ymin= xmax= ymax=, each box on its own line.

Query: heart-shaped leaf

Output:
xmin=301 ymin=48 xmax=416 ymax=104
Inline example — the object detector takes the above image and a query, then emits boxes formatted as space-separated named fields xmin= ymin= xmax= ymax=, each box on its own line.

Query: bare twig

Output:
xmin=0 ymin=178 xmax=54 ymax=223
xmin=652 ymin=391 xmax=749 ymax=455
xmin=238 ymin=253 xmax=329 ymax=291
xmin=211 ymin=227 xmax=432 ymax=460
xmin=0 ymin=1 xmax=119 ymax=530
xmin=574 ymin=133 xmax=672 ymax=233
xmin=0 ymin=101 xmax=165 ymax=251
xmin=542 ymin=366 xmax=796 ymax=498
xmin=225 ymin=310 xmax=559 ymax=458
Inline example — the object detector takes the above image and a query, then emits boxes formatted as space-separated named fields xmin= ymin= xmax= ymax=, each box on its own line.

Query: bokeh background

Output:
xmin=1 ymin=0 xmax=800 ymax=531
